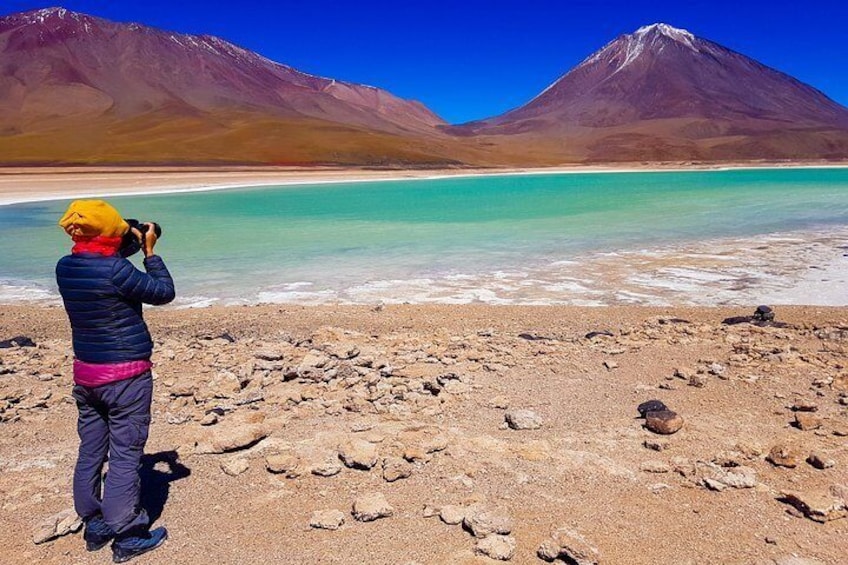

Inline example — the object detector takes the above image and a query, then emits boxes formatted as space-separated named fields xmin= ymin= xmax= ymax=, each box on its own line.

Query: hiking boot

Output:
xmin=83 ymin=516 xmax=115 ymax=551
xmin=111 ymin=527 xmax=168 ymax=563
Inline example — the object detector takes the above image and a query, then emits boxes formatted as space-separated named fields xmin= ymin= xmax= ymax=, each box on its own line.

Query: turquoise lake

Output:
xmin=1 ymin=168 xmax=847 ymax=306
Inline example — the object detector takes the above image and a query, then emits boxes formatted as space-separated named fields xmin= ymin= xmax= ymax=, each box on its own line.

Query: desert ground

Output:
xmin=1 ymin=304 xmax=846 ymax=564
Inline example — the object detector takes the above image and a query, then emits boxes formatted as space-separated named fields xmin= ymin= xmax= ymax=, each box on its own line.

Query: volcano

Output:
xmin=453 ymin=23 xmax=848 ymax=163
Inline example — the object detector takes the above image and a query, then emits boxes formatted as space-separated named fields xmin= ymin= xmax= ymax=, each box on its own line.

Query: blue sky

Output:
xmin=5 ymin=0 xmax=848 ymax=123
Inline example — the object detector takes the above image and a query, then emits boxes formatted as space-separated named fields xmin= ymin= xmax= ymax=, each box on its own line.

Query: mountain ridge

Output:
xmin=2 ymin=8 xmax=847 ymax=165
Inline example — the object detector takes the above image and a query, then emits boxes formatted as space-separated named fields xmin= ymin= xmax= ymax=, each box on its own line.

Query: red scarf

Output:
xmin=71 ymin=235 xmax=123 ymax=256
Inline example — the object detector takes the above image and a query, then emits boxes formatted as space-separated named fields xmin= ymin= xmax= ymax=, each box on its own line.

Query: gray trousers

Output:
xmin=72 ymin=371 xmax=152 ymax=534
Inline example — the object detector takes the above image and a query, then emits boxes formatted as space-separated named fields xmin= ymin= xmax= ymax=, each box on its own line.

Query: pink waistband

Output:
xmin=73 ymin=359 xmax=153 ymax=387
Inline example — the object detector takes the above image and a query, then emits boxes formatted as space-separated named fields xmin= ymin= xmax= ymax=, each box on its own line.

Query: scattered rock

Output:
xmin=489 ymin=395 xmax=510 ymax=409
xmin=310 ymin=459 xmax=343 ymax=477
xmin=643 ymin=439 xmax=668 ymax=452
xmin=382 ymin=457 xmax=413 ymax=482
xmin=352 ymin=492 xmax=393 ymax=522
xmin=696 ymin=462 xmax=757 ymax=490
xmin=195 ymin=423 xmax=267 ymax=454
xmin=645 ymin=410 xmax=684 ymax=435
xmin=505 ymin=409 xmax=542 ymax=430
xmin=32 ymin=508 xmax=82 ymax=544
xmin=792 ymin=400 xmax=818 ymax=412
xmin=807 ymin=452 xmax=835 ymax=470
xmin=463 ymin=505 xmax=513 ymax=538
xmin=753 ymin=305 xmax=774 ymax=322
xmin=688 ymin=374 xmax=708 ymax=388
xmin=794 ymin=413 xmax=822 ymax=431
xmin=707 ymin=363 xmax=727 ymax=377
xmin=673 ymin=367 xmax=694 ymax=380
xmin=200 ymin=412 xmax=219 ymax=426
xmin=440 ymin=505 xmax=466 ymax=525
xmin=265 ymin=452 xmax=302 ymax=478
xmin=0 ymin=335 xmax=36 ymax=348
xmin=220 ymin=457 xmax=250 ymax=477
xmin=310 ymin=509 xmax=345 ymax=530
xmin=640 ymin=460 xmax=670 ymax=473
xmin=537 ymin=528 xmax=600 ymax=564
xmin=779 ymin=490 xmax=847 ymax=522
xmin=338 ymin=439 xmax=379 ymax=470
xmin=475 ymin=534 xmax=516 ymax=561
xmin=767 ymin=443 xmax=803 ymax=468
xmin=637 ymin=399 xmax=667 ymax=418
xmin=585 ymin=330 xmax=613 ymax=339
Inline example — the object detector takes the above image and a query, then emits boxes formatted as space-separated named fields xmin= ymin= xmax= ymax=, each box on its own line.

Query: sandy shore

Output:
xmin=1 ymin=304 xmax=846 ymax=564
xmin=2 ymin=162 xmax=847 ymax=205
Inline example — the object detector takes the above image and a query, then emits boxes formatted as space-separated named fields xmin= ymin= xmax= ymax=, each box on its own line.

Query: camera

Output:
xmin=119 ymin=219 xmax=163 ymax=257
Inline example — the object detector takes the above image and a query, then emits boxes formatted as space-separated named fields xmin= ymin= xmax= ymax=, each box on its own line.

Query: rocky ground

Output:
xmin=0 ymin=304 xmax=846 ymax=564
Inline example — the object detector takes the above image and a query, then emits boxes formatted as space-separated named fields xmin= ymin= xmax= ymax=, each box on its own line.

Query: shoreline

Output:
xmin=2 ymin=161 xmax=848 ymax=206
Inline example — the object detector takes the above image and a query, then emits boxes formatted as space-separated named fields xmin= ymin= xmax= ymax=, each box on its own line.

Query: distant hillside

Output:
xmin=0 ymin=7 xmax=480 ymax=166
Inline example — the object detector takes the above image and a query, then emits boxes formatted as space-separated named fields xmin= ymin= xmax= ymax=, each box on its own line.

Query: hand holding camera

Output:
xmin=121 ymin=219 xmax=163 ymax=258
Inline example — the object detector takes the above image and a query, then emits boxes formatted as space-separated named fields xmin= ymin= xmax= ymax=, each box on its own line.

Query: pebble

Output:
xmin=794 ymin=412 xmax=822 ymax=431
xmin=382 ymin=457 xmax=413 ymax=482
xmin=439 ymin=505 xmax=466 ymax=525
xmin=475 ymin=534 xmax=516 ymax=561
xmin=265 ymin=453 xmax=302 ymax=478
xmin=220 ymin=457 xmax=250 ymax=477
xmin=707 ymin=363 xmax=727 ymax=377
xmin=688 ymin=374 xmax=708 ymax=388
xmin=807 ymin=452 xmax=835 ymax=470
xmin=463 ymin=505 xmax=513 ymax=538
xmin=194 ymin=423 xmax=267 ymax=454
xmin=504 ymin=409 xmax=542 ymax=430
xmin=489 ymin=395 xmax=510 ymax=409
xmin=643 ymin=439 xmax=668 ymax=452
xmin=640 ymin=460 xmax=670 ymax=473
xmin=791 ymin=400 xmax=819 ymax=412
xmin=537 ymin=528 xmax=600 ymax=564
xmin=645 ymin=410 xmax=684 ymax=435
xmin=636 ymin=399 xmax=667 ymax=418
xmin=200 ymin=412 xmax=219 ymax=426
xmin=309 ymin=509 xmax=345 ymax=530
xmin=767 ymin=443 xmax=803 ymax=468
xmin=602 ymin=360 xmax=618 ymax=371
xmin=32 ymin=508 xmax=82 ymax=545
xmin=779 ymin=489 xmax=848 ymax=522
xmin=338 ymin=439 xmax=379 ymax=470
xmin=310 ymin=459 xmax=343 ymax=477
xmin=352 ymin=492 xmax=393 ymax=522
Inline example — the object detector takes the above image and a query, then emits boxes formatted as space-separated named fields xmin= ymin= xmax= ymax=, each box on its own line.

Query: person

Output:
xmin=55 ymin=199 xmax=175 ymax=563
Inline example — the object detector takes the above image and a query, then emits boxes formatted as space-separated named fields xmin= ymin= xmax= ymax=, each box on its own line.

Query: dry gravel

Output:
xmin=1 ymin=304 xmax=847 ymax=564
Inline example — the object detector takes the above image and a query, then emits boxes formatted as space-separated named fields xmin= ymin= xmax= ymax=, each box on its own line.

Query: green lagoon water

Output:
xmin=1 ymin=168 xmax=847 ymax=305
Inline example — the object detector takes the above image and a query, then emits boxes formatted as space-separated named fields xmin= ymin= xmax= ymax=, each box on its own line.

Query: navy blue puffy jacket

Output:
xmin=55 ymin=253 xmax=175 ymax=364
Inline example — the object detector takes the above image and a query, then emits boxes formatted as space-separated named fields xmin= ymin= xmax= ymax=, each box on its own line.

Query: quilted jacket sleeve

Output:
xmin=111 ymin=255 xmax=176 ymax=305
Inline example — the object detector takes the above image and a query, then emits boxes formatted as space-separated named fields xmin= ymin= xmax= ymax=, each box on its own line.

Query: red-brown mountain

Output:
xmin=0 ymin=7 xmax=473 ymax=165
xmin=452 ymin=23 xmax=848 ymax=162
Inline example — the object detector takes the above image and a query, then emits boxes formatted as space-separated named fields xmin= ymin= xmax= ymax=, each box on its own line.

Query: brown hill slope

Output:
xmin=0 ymin=7 xmax=484 ymax=166
xmin=451 ymin=23 xmax=848 ymax=163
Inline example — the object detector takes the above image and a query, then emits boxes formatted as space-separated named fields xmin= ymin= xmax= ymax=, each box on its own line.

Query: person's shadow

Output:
xmin=139 ymin=451 xmax=191 ymax=524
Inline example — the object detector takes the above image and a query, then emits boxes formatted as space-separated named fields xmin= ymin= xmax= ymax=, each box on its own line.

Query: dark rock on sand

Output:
xmin=0 ymin=335 xmax=36 ymax=348
xmin=637 ymin=399 xmax=668 ymax=418
xmin=585 ymin=330 xmax=614 ymax=339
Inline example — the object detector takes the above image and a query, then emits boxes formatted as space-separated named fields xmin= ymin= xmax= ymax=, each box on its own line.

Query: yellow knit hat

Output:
xmin=59 ymin=200 xmax=129 ymax=238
